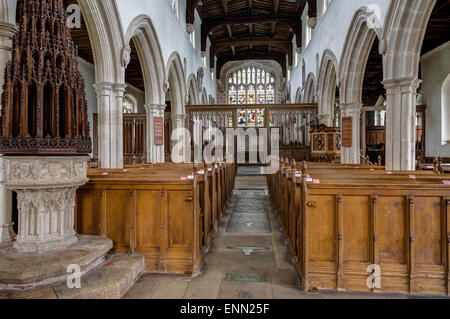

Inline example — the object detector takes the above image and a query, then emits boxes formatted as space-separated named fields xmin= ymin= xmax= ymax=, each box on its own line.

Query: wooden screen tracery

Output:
xmin=0 ymin=0 xmax=91 ymax=154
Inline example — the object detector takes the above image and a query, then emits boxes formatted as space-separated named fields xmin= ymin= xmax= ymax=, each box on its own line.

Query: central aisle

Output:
xmin=124 ymin=173 xmax=424 ymax=299
xmin=125 ymin=175 xmax=310 ymax=299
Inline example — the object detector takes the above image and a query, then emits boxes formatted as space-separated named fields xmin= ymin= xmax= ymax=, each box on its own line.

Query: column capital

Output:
xmin=94 ymin=81 xmax=114 ymax=95
xmin=340 ymin=102 xmax=362 ymax=115
xmin=175 ymin=114 xmax=188 ymax=120
xmin=382 ymin=77 xmax=421 ymax=90
xmin=112 ymin=83 xmax=127 ymax=95
xmin=144 ymin=104 xmax=166 ymax=112
xmin=94 ymin=82 xmax=127 ymax=96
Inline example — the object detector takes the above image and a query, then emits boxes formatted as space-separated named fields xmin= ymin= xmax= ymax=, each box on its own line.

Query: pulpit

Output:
xmin=310 ymin=124 xmax=341 ymax=162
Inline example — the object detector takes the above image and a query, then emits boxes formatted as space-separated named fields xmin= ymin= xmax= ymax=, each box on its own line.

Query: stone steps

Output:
xmin=0 ymin=235 xmax=113 ymax=290
xmin=4 ymin=255 xmax=145 ymax=299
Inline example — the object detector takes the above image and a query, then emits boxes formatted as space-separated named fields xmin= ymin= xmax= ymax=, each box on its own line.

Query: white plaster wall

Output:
xmin=115 ymin=0 xmax=216 ymax=100
xmin=421 ymin=42 xmax=450 ymax=157
xmin=290 ymin=0 xmax=391 ymax=101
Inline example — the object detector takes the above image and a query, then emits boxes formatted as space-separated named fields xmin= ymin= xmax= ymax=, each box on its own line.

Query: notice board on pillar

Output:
xmin=342 ymin=117 xmax=353 ymax=148
xmin=154 ymin=117 xmax=164 ymax=146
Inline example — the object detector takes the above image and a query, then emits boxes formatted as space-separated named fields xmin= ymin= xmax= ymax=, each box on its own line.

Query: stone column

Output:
xmin=0 ymin=156 xmax=14 ymax=247
xmin=3 ymin=156 xmax=89 ymax=252
xmin=0 ymin=22 xmax=17 ymax=110
xmin=0 ymin=19 xmax=18 ymax=247
xmin=361 ymin=110 xmax=366 ymax=158
xmin=340 ymin=102 xmax=361 ymax=164
xmin=144 ymin=104 xmax=166 ymax=163
xmin=383 ymin=78 xmax=420 ymax=171
xmin=94 ymin=82 xmax=126 ymax=169
xmin=306 ymin=112 xmax=311 ymax=147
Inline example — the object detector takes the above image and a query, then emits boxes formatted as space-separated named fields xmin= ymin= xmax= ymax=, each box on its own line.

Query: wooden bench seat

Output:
xmin=76 ymin=163 xmax=236 ymax=277
xmin=269 ymin=161 xmax=450 ymax=295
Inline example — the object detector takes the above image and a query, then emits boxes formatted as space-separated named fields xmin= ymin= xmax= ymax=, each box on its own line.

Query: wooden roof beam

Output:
xmin=202 ymin=15 xmax=297 ymax=52
xmin=212 ymin=37 xmax=291 ymax=49
xmin=274 ymin=0 xmax=280 ymax=15
xmin=226 ymin=25 xmax=233 ymax=38
xmin=211 ymin=38 xmax=293 ymax=62
xmin=186 ymin=0 xmax=202 ymax=29
xmin=307 ymin=0 xmax=318 ymax=28
xmin=222 ymin=0 xmax=229 ymax=16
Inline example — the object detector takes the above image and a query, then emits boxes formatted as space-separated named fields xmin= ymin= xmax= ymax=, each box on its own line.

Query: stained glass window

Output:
xmin=269 ymin=112 xmax=274 ymax=127
xmin=257 ymin=84 xmax=265 ymax=104
xmin=266 ymin=83 xmax=275 ymax=104
xmin=238 ymin=110 xmax=247 ymax=127
xmin=256 ymin=109 xmax=265 ymax=127
xmin=227 ymin=65 xmax=276 ymax=127
xmin=248 ymin=110 xmax=256 ymax=127
xmin=229 ymin=85 xmax=237 ymax=104
xmin=247 ymin=85 xmax=256 ymax=104
xmin=238 ymin=85 xmax=246 ymax=104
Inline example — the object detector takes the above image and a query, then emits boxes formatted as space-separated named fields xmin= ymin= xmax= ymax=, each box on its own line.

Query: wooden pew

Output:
xmin=76 ymin=163 xmax=236 ymax=277
xmin=123 ymin=162 xmax=236 ymax=241
xmin=269 ymin=161 xmax=450 ymax=295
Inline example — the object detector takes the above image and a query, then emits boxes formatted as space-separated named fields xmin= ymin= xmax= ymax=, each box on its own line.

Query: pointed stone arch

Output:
xmin=318 ymin=49 xmax=339 ymax=126
xmin=187 ymin=73 xmax=200 ymax=106
xmin=125 ymin=14 xmax=166 ymax=163
xmin=304 ymin=73 xmax=317 ymax=103
xmin=80 ymin=0 xmax=125 ymax=84
xmin=125 ymin=14 xmax=165 ymax=106
xmin=339 ymin=7 xmax=383 ymax=164
xmin=202 ymin=88 xmax=208 ymax=105
xmin=78 ymin=0 xmax=127 ymax=168
xmin=383 ymin=0 xmax=436 ymax=81
xmin=166 ymin=52 xmax=187 ymax=131
xmin=295 ymin=87 xmax=302 ymax=103
xmin=381 ymin=0 xmax=436 ymax=170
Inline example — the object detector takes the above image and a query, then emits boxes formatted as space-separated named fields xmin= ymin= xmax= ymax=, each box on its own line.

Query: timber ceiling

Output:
xmin=362 ymin=38 xmax=384 ymax=107
xmin=194 ymin=0 xmax=311 ymax=77
xmin=15 ymin=0 xmax=449 ymax=99
xmin=421 ymin=0 xmax=450 ymax=56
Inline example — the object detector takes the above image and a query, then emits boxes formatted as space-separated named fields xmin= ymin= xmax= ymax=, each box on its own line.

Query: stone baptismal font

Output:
xmin=0 ymin=0 xmax=116 ymax=291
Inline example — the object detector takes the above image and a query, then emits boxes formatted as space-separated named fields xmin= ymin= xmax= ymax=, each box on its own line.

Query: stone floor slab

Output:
xmin=218 ymin=281 xmax=274 ymax=299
